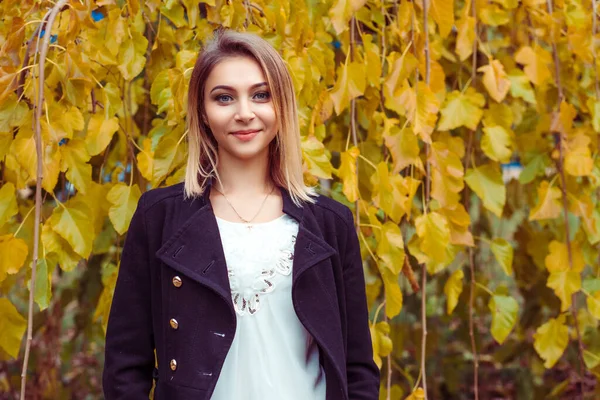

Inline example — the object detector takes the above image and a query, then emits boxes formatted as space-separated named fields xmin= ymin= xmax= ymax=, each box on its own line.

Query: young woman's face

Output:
xmin=203 ymin=56 xmax=277 ymax=162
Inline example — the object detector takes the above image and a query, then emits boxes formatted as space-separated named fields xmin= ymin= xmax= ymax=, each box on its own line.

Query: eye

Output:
xmin=253 ymin=91 xmax=270 ymax=101
xmin=215 ymin=94 xmax=233 ymax=103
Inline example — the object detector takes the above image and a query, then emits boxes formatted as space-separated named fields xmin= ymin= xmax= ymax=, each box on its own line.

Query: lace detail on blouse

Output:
xmin=216 ymin=215 xmax=299 ymax=316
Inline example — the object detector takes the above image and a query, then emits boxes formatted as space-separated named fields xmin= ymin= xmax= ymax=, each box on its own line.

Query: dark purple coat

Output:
xmin=102 ymin=181 xmax=380 ymax=399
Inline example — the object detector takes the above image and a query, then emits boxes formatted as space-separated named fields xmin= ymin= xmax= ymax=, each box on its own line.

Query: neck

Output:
xmin=215 ymin=150 xmax=273 ymax=195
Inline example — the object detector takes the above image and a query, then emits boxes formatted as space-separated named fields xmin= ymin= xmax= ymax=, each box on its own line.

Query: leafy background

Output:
xmin=1 ymin=0 xmax=600 ymax=398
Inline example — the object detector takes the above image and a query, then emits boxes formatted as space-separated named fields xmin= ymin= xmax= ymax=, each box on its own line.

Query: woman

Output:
xmin=102 ymin=29 xmax=379 ymax=400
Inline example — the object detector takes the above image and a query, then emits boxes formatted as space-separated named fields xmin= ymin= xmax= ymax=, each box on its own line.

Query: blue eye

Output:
xmin=216 ymin=94 xmax=233 ymax=102
xmin=254 ymin=91 xmax=270 ymax=100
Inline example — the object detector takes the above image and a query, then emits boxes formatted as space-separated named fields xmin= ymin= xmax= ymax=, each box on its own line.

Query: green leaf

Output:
xmin=107 ymin=183 xmax=142 ymax=235
xmin=533 ymin=315 xmax=569 ymax=368
xmin=489 ymin=293 xmax=518 ymax=344
xmin=465 ymin=163 xmax=506 ymax=217
xmin=491 ymin=238 xmax=513 ymax=275
xmin=0 ymin=234 xmax=28 ymax=283
xmin=519 ymin=154 xmax=549 ymax=184
xmin=444 ymin=269 xmax=464 ymax=315
xmin=33 ymin=258 xmax=53 ymax=311
xmin=507 ymin=68 xmax=536 ymax=104
xmin=0 ymin=182 xmax=18 ymax=228
xmin=0 ymin=298 xmax=26 ymax=359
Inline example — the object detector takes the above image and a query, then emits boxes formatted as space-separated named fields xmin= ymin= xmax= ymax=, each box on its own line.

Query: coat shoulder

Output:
xmin=311 ymin=194 xmax=354 ymax=229
xmin=141 ymin=182 xmax=186 ymax=210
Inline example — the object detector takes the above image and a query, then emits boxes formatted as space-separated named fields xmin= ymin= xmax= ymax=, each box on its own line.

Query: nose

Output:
xmin=234 ymin=98 xmax=255 ymax=122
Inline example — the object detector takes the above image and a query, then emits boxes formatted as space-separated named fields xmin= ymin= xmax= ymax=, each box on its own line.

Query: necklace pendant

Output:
xmin=246 ymin=224 xmax=253 ymax=231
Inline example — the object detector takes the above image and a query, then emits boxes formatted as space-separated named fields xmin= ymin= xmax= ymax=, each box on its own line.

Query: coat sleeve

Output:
xmin=103 ymin=193 xmax=155 ymax=399
xmin=342 ymin=206 xmax=381 ymax=399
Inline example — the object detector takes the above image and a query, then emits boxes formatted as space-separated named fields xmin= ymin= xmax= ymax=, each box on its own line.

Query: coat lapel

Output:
xmin=155 ymin=182 xmax=336 ymax=307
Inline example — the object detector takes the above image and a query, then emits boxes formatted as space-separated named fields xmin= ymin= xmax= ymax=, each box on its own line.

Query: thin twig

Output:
xmin=420 ymin=1 xmax=430 ymax=397
xmin=546 ymin=1 xmax=586 ymax=398
xmin=20 ymin=1 xmax=69 ymax=399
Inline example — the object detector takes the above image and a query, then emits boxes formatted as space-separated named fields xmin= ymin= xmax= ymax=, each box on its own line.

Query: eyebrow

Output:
xmin=209 ymin=82 xmax=268 ymax=94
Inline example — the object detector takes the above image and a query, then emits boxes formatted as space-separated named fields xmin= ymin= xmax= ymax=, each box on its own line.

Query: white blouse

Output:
xmin=211 ymin=214 xmax=327 ymax=400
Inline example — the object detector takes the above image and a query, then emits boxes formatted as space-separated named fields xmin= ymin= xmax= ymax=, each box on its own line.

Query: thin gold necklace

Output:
xmin=213 ymin=185 xmax=275 ymax=230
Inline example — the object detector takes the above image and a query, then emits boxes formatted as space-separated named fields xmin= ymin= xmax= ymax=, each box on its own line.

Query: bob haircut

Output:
xmin=184 ymin=29 xmax=315 ymax=206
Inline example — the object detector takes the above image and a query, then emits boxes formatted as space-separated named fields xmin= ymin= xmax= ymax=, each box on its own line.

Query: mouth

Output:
xmin=230 ymin=129 xmax=261 ymax=142
xmin=231 ymin=129 xmax=261 ymax=135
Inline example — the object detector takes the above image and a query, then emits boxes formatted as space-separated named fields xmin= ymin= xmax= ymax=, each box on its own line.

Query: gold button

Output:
xmin=170 ymin=359 xmax=177 ymax=371
xmin=169 ymin=318 xmax=179 ymax=330
xmin=172 ymin=276 xmax=182 ymax=287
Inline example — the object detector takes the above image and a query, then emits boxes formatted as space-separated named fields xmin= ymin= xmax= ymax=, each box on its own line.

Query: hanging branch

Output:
xmin=420 ymin=0 xmax=431 ymax=397
xmin=20 ymin=1 xmax=69 ymax=399
xmin=467 ymin=1 xmax=479 ymax=398
xmin=546 ymin=1 xmax=586 ymax=398
xmin=350 ymin=16 xmax=359 ymax=229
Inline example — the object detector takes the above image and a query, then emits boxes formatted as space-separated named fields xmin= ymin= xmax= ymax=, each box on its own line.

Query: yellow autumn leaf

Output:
xmin=383 ymin=124 xmax=424 ymax=174
xmin=550 ymin=101 xmax=577 ymax=136
xmin=60 ymin=138 xmax=91 ymax=195
xmin=515 ymin=45 xmax=552 ymax=86
xmin=564 ymin=133 xmax=593 ymax=177
xmin=404 ymin=388 xmax=425 ymax=400
xmin=48 ymin=197 xmax=95 ymax=258
xmin=328 ymin=0 xmax=367 ymax=34
xmin=415 ymin=212 xmax=451 ymax=267
xmin=529 ymin=180 xmax=562 ymax=221
xmin=413 ymin=81 xmax=440 ymax=143
xmin=0 ymin=234 xmax=28 ymax=283
xmin=586 ymin=98 xmax=600 ymax=133
xmin=465 ymin=163 xmax=505 ymax=217
xmin=430 ymin=141 xmax=465 ymax=208
xmin=444 ymin=269 xmax=464 ymax=315
xmin=152 ymin=125 xmax=186 ymax=186
xmin=41 ymin=223 xmax=81 ymax=272
xmin=337 ymin=146 xmax=360 ymax=203
xmin=0 ymin=298 xmax=27 ymax=359
xmin=0 ymin=182 xmax=18 ymax=228
xmin=437 ymin=88 xmax=485 ymax=131
xmin=481 ymin=125 xmax=515 ymax=163
xmin=107 ymin=183 xmax=142 ymax=235
xmin=117 ymin=31 xmax=148 ymax=80
xmin=41 ymin=105 xmax=84 ymax=143
xmin=136 ymin=138 xmax=155 ymax=182
xmin=86 ymin=115 xmax=119 ymax=156
xmin=567 ymin=193 xmax=598 ymax=243
xmin=478 ymin=59 xmax=511 ymax=103
xmin=430 ymin=0 xmax=454 ymax=38
xmin=376 ymin=221 xmax=405 ymax=274
xmin=491 ymin=238 xmax=514 ymax=275
xmin=330 ymin=58 xmax=367 ymax=115
xmin=545 ymin=240 xmax=584 ymax=311
xmin=94 ymin=262 xmax=118 ymax=333
xmin=455 ymin=0 xmax=475 ymax=61
xmin=370 ymin=320 xmax=393 ymax=369
xmin=380 ymin=267 xmax=403 ymax=319
xmin=545 ymin=240 xmax=585 ymax=273
xmin=489 ymin=293 xmax=518 ymax=344
xmin=533 ymin=315 xmax=569 ymax=368
xmin=439 ymin=203 xmax=474 ymax=246
xmin=302 ymin=136 xmax=333 ymax=179
xmin=587 ymin=291 xmax=600 ymax=319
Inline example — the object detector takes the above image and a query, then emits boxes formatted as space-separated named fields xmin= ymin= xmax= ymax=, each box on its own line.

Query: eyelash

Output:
xmin=215 ymin=92 xmax=270 ymax=103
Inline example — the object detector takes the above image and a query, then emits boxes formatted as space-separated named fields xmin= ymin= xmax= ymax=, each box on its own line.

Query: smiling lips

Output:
xmin=231 ymin=129 xmax=261 ymax=141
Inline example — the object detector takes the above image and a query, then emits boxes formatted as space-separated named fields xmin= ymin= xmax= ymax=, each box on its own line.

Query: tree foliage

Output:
xmin=1 ymin=0 xmax=600 ymax=398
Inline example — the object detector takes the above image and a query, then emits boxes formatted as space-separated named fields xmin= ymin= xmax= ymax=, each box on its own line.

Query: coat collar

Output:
xmin=155 ymin=180 xmax=335 ymax=306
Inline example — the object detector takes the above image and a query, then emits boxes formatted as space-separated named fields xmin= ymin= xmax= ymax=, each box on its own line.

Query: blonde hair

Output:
xmin=184 ymin=29 xmax=315 ymax=205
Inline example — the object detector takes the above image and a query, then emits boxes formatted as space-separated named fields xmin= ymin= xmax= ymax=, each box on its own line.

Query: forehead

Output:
xmin=205 ymin=56 xmax=267 ymax=88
